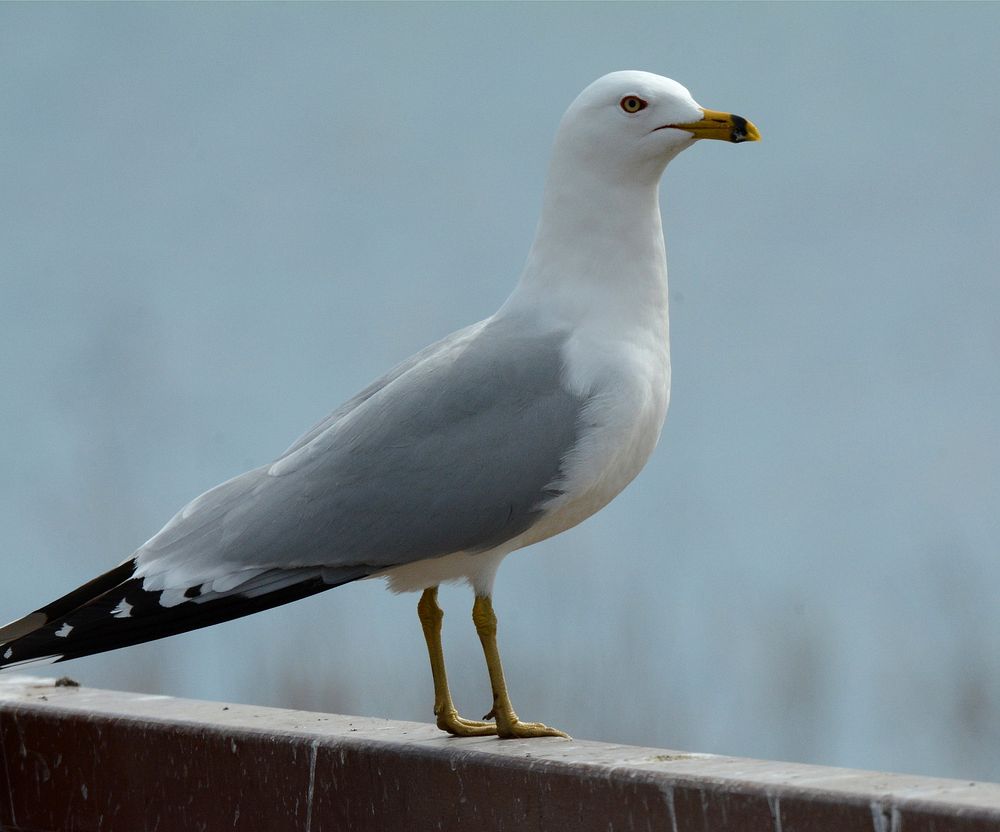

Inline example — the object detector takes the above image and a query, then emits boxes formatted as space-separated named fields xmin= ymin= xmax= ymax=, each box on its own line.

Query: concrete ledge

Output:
xmin=1 ymin=676 xmax=998 ymax=831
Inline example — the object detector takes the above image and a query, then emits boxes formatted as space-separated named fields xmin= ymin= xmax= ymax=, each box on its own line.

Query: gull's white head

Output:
xmin=552 ymin=70 xmax=760 ymax=184
xmin=517 ymin=70 xmax=760 ymax=293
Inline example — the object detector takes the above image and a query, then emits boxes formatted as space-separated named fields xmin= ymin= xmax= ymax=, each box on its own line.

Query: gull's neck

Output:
xmin=502 ymin=152 xmax=670 ymax=336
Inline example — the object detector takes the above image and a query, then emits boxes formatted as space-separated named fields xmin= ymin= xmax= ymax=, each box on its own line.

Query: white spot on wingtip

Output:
xmin=54 ymin=623 xmax=74 ymax=638
xmin=3 ymin=647 xmax=12 ymax=659
xmin=111 ymin=599 xmax=133 ymax=619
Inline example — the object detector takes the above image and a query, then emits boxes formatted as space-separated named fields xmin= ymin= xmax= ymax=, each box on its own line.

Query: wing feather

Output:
xmin=134 ymin=315 xmax=584 ymax=594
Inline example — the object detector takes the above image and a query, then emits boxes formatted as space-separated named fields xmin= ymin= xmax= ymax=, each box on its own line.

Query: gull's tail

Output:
xmin=0 ymin=559 xmax=367 ymax=670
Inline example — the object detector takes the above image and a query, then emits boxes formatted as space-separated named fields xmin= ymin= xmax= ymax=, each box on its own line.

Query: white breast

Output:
xmin=517 ymin=320 xmax=671 ymax=548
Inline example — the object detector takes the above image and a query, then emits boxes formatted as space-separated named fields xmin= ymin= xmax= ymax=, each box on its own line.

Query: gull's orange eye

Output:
xmin=620 ymin=96 xmax=647 ymax=114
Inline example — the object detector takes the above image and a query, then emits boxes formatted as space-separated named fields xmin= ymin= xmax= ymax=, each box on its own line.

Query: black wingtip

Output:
xmin=1 ymin=559 xmax=137 ymax=648
xmin=0 ymin=568 xmax=366 ymax=670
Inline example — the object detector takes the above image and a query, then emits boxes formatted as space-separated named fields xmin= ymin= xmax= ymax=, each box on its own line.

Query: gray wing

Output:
xmin=280 ymin=321 xmax=485 ymax=457
xmin=135 ymin=314 xmax=585 ymax=593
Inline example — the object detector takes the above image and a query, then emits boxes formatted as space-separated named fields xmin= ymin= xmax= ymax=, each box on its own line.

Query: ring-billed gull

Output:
xmin=0 ymin=71 xmax=758 ymax=739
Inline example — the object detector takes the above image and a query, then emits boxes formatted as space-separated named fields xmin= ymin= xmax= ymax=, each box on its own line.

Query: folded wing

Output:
xmin=1 ymin=314 xmax=584 ymax=668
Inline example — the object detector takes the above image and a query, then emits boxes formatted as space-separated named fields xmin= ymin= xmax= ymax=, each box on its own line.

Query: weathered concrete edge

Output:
xmin=2 ymin=674 xmax=999 ymax=823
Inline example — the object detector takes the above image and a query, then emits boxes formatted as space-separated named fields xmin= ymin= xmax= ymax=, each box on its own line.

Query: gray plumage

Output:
xmin=136 ymin=311 xmax=584 ymax=595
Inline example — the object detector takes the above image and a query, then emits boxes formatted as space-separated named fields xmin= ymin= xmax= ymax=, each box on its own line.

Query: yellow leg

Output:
xmin=418 ymin=587 xmax=496 ymax=737
xmin=472 ymin=594 xmax=570 ymax=739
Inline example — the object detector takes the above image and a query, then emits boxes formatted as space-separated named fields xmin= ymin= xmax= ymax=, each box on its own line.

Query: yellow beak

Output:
xmin=673 ymin=108 xmax=761 ymax=143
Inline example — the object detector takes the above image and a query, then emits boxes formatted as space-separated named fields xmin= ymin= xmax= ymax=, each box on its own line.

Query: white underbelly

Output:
xmin=374 ymin=546 xmax=513 ymax=595
xmin=520 ymin=369 xmax=669 ymax=547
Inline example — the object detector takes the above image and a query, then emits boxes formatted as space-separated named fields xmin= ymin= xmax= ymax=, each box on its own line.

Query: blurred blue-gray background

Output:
xmin=2 ymin=2 xmax=999 ymax=781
